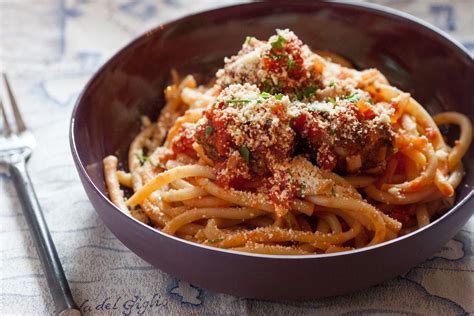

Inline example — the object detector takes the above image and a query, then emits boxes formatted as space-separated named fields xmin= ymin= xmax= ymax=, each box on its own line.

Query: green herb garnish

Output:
xmin=240 ymin=145 xmax=250 ymax=162
xmin=208 ymin=238 xmax=224 ymax=243
xmin=225 ymin=99 xmax=251 ymax=104
xmin=367 ymin=97 xmax=374 ymax=105
xmin=329 ymin=80 xmax=335 ymax=87
xmin=303 ymin=86 xmax=317 ymax=98
xmin=331 ymin=186 xmax=337 ymax=196
xmin=326 ymin=97 xmax=337 ymax=106
xmin=271 ymin=50 xmax=287 ymax=59
xmin=206 ymin=125 xmax=214 ymax=135
xmin=289 ymin=116 xmax=297 ymax=127
xmin=344 ymin=93 xmax=361 ymax=103
xmin=245 ymin=36 xmax=255 ymax=45
xmin=328 ymin=127 xmax=336 ymax=136
xmin=136 ymin=153 xmax=148 ymax=164
xmin=261 ymin=81 xmax=273 ymax=94
xmin=271 ymin=34 xmax=286 ymax=50
xmin=295 ymin=90 xmax=303 ymax=100
xmin=275 ymin=93 xmax=284 ymax=100
xmin=258 ymin=92 xmax=271 ymax=99
xmin=288 ymin=58 xmax=295 ymax=70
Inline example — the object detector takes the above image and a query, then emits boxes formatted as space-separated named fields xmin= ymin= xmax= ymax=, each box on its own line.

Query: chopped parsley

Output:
xmin=295 ymin=86 xmax=317 ymax=100
xmin=245 ymin=36 xmax=255 ymax=45
xmin=326 ymin=97 xmax=336 ymax=106
xmin=303 ymin=86 xmax=317 ymax=98
xmin=240 ymin=145 xmax=250 ymax=162
xmin=344 ymin=93 xmax=361 ymax=103
xmin=136 ymin=153 xmax=148 ymax=164
xmin=225 ymin=99 xmax=251 ymax=104
xmin=271 ymin=50 xmax=287 ymax=59
xmin=261 ymin=80 xmax=284 ymax=94
xmin=206 ymin=125 xmax=214 ymax=135
xmin=288 ymin=57 xmax=295 ymax=70
xmin=207 ymin=238 xmax=224 ymax=243
xmin=367 ymin=97 xmax=374 ymax=105
xmin=331 ymin=186 xmax=337 ymax=196
xmin=258 ymin=92 xmax=271 ymax=99
xmin=289 ymin=116 xmax=297 ymax=127
xmin=271 ymin=34 xmax=286 ymax=50
xmin=329 ymin=80 xmax=335 ymax=87
xmin=275 ymin=93 xmax=284 ymax=100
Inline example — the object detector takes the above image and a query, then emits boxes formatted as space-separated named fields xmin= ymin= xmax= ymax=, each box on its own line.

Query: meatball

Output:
xmin=195 ymin=84 xmax=295 ymax=185
xmin=216 ymin=29 xmax=322 ymax=99
xmin=289 ymin=91 xmax=395 ymax=174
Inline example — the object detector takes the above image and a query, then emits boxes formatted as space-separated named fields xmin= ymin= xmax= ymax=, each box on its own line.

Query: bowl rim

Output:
xmin=70 ymin=0 xmax=474 ymax=260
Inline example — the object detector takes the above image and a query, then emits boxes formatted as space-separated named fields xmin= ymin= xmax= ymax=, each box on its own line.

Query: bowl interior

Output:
xmin=72 ymin=1 xmax=474 ymax=224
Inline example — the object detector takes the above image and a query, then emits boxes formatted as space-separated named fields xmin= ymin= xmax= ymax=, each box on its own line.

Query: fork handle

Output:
xmin=9 ymin=159 xmax=81 ymax=316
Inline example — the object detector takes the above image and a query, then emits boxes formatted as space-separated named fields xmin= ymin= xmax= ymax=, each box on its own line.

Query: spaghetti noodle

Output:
xmin=103 ymin=29 xmax=472 ymax=255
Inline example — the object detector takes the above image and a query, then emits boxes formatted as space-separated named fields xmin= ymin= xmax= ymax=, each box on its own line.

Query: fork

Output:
xmin=0 ymin=73 xmax=81 ymax=316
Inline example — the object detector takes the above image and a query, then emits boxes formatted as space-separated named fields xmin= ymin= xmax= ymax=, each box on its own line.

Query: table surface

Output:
xmin=0 ymin=1 xmax=473 ymax=315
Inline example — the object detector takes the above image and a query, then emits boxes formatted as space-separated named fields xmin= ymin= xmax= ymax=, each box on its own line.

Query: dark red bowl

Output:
xmin=70 ymin=1 xmax=474 ymax=299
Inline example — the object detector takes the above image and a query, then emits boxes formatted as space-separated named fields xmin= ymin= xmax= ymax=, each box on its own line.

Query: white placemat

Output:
xmin=1 ymin=1 xmax=472 ymax=314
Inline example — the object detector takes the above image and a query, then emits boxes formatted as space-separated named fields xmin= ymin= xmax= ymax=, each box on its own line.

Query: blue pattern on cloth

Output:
xmin=0 ymin=0 xmax=472 ymax=314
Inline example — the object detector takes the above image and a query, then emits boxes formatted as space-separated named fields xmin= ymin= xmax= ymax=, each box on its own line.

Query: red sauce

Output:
xmin=202 ymin=102 xmax=236 ymax=158
xmin=265 ymin=170 xmax=297 ymax=209
xmin=258 ymin=36 xmax=319 ymax=95
xmin=228 ymin=175 xmax=266 ymax=191
xmin=291 ymin=113 xmax=307 ymax=134
xmin=214 ymin=160 xmax=298 ymax=212
xmin=389 ymin=205 xmax=416 ymax=226
xmin=262 ymin=39 xmax=305 ymax=81
xmin=395 ymin=134 xmax=427 ymax=151
xmin=292 ymin=113 xmax=328 ymax=141
xmin=394 ymin=153 xmax=408 ymax=174
xmin=291 ymin=113 xmax=336 ymax=170
xmin=213 ymin=123 xmax=235 ymax=157
xmin=171 ymin=126 xmax=197 ymax=159
xmin=356 ymin=99 xmax=377 ymax=120
xmin=316 ymin=143 xmax=337 ymax=170
xmin=425 ymin=127 xmax=438 ymax=142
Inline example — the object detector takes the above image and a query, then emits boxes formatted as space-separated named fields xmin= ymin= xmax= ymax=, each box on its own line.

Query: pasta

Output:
xmin=103 ymin=29 xmax=472 ymax=255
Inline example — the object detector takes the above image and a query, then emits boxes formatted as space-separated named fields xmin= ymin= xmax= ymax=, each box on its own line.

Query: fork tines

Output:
xmin=1 ymin=73 xmax=26 ymax=136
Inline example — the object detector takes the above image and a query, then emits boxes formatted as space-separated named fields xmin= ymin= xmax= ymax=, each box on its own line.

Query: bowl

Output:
xmin=70 ymin=1 xmax=474 ymax=299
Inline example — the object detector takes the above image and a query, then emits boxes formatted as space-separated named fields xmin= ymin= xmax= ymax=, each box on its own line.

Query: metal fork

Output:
xmin=0 ymin=73 xmax=81 ymax=316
